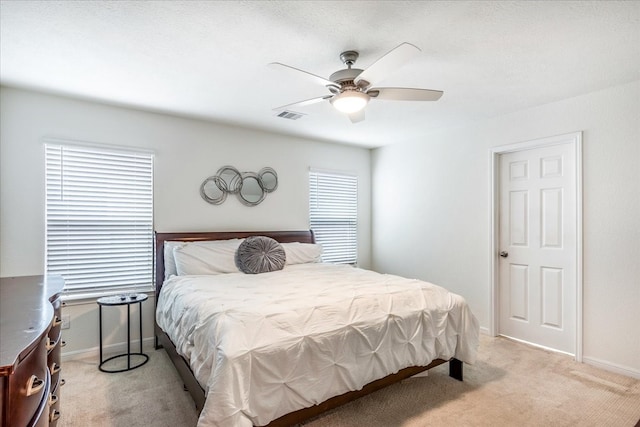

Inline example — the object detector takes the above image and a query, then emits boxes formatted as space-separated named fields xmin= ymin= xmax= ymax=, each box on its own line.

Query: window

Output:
xmin=309 ymin=169 xmax=357 ymax=264
xmin=45 ymin=143 xmax=153 ymax=299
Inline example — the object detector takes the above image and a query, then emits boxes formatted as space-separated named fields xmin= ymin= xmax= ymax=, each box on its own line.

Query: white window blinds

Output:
xmin=309 ymin=170 xmax=358 ymax=264
xmin=45 ymin=143 xmax=154 ymax=298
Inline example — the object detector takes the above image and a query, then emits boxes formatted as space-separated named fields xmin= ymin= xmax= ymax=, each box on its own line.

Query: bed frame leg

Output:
xmin=449 ymin=358 xmax=463 ymax=381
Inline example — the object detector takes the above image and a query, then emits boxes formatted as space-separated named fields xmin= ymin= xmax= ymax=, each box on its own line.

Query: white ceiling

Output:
xmin=1 ymin=1 xmax=639 ymax=148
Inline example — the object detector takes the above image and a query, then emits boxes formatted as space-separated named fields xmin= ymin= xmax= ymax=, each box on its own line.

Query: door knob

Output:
xmin=500 ymin=251 xmax=509 ymax=258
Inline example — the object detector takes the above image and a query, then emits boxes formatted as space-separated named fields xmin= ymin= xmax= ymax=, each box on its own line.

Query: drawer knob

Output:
xmin=60 ymin=378 xmax=66 ymax=387
xmin=61 ymin=340 xmax=67 ymax=348
xmin=26 ymin=375 xmax=45 ymax=396
xmin=50 ymin=409 xmax=61 ymax=422
xmin=46 ymin=337 xmax=56 ymax=351
xmin=53 ymin=316 xmax=63 ymax=327
xmin=50 ymin=362 xmax=61 ymax=375
xmin=49 ymin=393 xmax=58 ymax=405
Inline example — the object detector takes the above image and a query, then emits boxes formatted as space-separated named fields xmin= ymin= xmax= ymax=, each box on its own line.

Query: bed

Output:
xmin=154 ymin=230 xmax=479 ymax=427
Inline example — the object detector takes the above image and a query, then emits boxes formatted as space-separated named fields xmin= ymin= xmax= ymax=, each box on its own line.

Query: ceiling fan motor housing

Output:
xmin=329 ymin=68 xmax=363 ymax=84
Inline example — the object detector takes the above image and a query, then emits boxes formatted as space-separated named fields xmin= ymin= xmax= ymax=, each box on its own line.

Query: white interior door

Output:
xmin=498 ymin=142 xmax=577 ymax=355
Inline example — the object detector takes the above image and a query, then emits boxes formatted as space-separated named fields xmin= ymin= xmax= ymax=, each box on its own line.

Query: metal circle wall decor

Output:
xmin=237 ymin=172 xmax=267 ymax=206
xmin=258 ymin=167 xmax=278 ymax=193
xmin=199 ymin=175 xmax=227 ymax=205
xmin=200 ymin=165 xmax=278 ymax=206
xmin=217 ymin=166 xmax=242 ymax=194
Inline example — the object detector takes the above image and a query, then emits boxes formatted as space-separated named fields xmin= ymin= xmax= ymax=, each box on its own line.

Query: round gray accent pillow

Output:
xmin=235 ymin=236 xmax=286 ymax=274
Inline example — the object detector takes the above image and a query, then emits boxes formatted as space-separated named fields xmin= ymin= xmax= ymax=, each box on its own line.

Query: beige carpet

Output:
xmin=59 ymin=335 xmax=640 ymax=426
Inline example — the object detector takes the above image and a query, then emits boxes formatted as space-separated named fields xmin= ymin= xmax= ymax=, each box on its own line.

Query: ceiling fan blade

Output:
xmin=367 ymin=87 xmax=443 ymax=101
xmin=273 ymin=95 xmax=333 ymax=111
xmin=348 ymin=110 xmax=365 ymax=123
xmin=354 ymin=42 xmax=421 ymax=89
xmin=269 ymin=62 xmax=337 ymax=88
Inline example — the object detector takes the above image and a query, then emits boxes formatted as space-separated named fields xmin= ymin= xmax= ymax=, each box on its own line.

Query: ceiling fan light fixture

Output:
xmin=330 ymin=91 xmax=370 ymax=114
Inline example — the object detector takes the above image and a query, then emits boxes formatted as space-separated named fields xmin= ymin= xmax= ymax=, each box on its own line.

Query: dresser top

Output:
xmin=0 ymin=275 xmax=64 ymax=375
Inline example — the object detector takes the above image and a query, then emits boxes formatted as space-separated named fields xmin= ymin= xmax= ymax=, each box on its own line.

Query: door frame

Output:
xmin=488 ymin=132 xmax=583 ymax=361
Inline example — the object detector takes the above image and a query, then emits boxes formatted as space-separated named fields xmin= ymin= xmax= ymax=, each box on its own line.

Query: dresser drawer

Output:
xmin=9 ymin=336 xmax=50 ymax=427
xmin=48 ymin=298 xmax=62 ymax=361
xmin=49 ymin=298 xmax=62 ymax=341
xmin=48 ymin=390 xmax=61 ymax=427
xmin=46 ymin=335 xmax=62 ymax=385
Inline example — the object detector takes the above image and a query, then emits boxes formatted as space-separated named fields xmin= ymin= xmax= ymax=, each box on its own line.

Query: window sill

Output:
xmin=62 ymin=287 xmax=155 ymax=306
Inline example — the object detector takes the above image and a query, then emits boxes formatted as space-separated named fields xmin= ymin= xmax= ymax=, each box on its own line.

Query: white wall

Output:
xmin=371 ymin=80 xmax=640 ymax=377
xmin=0 ymin=86 xmax=371 ymax=358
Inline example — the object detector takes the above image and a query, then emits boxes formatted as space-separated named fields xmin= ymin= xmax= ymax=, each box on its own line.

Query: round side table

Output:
xmin=97 ymin=293 xmax=149 ymax=373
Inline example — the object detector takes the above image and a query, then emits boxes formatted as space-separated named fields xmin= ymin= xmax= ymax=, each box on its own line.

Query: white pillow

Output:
xmin=173 ymin=239 xmax=244 ymax=276
xmin=281 ymin=242 xmax=323 ymax=265
xmin=164 ymin=241 xmax=186 ymax=280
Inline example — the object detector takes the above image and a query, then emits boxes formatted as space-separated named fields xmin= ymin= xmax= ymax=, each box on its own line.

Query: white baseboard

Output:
xmin=479 ymin=326 xmax=491 ymax=336
xmin=500 ymin=334 xmax=575 ymax=358
xmin=61 ymin=336 xmax=156 ymax=362
xmin=582 ymin=356 xmax=640 ymax=380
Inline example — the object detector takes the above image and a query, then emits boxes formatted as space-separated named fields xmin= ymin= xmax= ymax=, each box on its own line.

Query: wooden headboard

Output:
xmin=154 ymin=230 xmax=315 ymax=301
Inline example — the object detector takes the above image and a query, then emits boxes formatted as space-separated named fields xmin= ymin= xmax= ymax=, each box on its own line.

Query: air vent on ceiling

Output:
xmin=276 ymin=110 xmax=305 ymax=120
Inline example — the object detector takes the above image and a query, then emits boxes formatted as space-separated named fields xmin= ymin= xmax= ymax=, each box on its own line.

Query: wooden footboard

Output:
xmin=266 ymin=358 xmax=462 ymax=427
xmin=156 ymin=325 xmax=462 ymax=426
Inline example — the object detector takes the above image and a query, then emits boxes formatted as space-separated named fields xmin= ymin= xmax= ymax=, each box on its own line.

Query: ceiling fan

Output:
xmin=269 ymin=42 xmax=443 ymax=123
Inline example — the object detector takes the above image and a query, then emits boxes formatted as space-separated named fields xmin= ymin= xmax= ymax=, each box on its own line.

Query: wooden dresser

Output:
xmin=0 ymin=275 xmax=65 ymax=427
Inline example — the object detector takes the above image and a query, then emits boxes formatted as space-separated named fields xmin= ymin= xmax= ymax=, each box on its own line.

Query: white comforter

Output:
xmin=156 ymin=263 xmax=479 ymax=427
